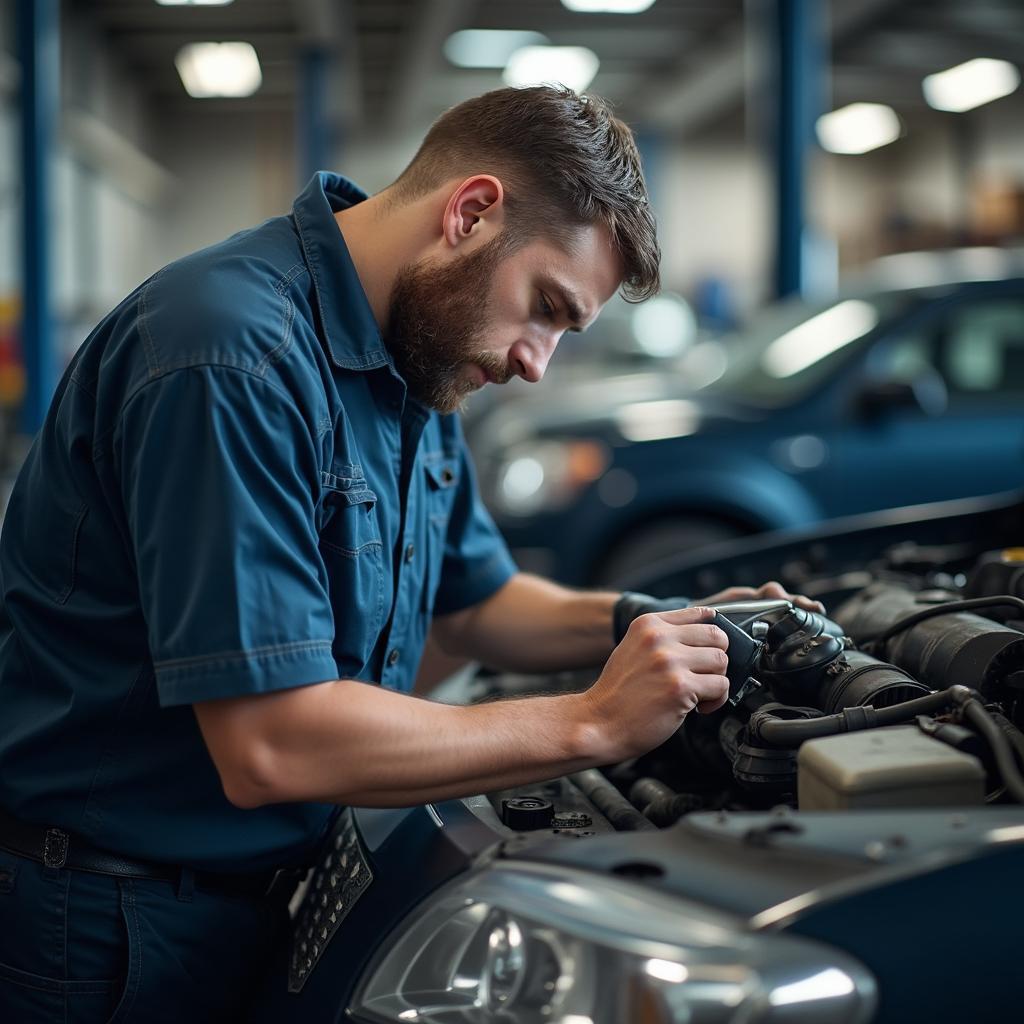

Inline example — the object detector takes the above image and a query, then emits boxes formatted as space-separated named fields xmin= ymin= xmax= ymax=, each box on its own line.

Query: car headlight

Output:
xmin=491 ymin=440 xmax=609 ymax=517
xmin=350 ymin=861 xmax=876 ymax=1024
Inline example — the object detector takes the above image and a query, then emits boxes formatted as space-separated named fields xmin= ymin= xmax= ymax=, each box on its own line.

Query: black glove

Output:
xmin=613 ymin=591 xmax=690 ymax=645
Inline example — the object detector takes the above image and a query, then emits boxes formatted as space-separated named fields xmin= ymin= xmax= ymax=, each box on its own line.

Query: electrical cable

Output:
xmin=751 ymin=688 xmax=957 ymax=748
xmin=959 ymin=697 xmax=1024 ymax=804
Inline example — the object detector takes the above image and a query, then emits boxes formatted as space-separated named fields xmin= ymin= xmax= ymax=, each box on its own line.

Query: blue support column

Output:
xmin=772 ymin=0 xmax=822 ymax=300
xmin=16 ymin=0 xmax=60 ymax=435
xmin=298 ymin=48 xmax=331 ymax=187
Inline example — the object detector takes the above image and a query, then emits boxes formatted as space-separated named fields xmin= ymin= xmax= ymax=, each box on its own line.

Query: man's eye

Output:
xmin=539 ymin=293 xmax=555 ymax=318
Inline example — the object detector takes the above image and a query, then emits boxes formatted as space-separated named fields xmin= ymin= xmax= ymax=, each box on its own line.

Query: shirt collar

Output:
xmin=292 ymin=172 xmax=392 ymax=372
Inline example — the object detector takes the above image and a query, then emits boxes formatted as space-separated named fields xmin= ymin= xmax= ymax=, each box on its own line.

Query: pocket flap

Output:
xmin=321 ymin=467 xmax=377 ymax=506
xmin=423 ymin=457 xmax=459 ymax=491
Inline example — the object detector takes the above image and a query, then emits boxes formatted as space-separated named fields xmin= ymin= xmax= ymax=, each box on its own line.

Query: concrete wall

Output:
xmin=149 ymin=109 xmax=295 ymax=271
xmin=657 ymin=141 xmax=772 ymax=314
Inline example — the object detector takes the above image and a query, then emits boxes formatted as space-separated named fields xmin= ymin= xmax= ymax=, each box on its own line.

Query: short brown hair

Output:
xmin=390 ymin=86 xmax=660 ymax=302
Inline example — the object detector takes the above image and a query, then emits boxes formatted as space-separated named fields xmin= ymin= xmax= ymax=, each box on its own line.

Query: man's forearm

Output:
xmin=198 ymin=678 xmax=607 ymax=809
xmin=433 ymin=572 xmax=619 ymax=673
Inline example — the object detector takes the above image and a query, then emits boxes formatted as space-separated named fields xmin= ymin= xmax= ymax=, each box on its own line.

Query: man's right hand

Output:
xmin=580 ymin=606 xmax=730 ymax=763
xmin=196 ymin=608 xmax=731 ymax=811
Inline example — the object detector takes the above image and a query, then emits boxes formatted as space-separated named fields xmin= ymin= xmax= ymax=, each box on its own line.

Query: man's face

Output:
xmin=385 ymin=222 xmax=622 ymax=414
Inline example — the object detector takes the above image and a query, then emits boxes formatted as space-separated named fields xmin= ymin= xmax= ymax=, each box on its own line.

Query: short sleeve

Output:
xmin=116 ymin=366 xmax=339 ymax=706
xmin=432 ymin=438 xmax=518 ymax=616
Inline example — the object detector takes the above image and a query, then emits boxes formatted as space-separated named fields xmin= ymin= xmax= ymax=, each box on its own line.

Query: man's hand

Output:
xmin=581 ymin=605 xmax=729 ymax=764
xmin=699 ymin=579 xmax=824 ymax=614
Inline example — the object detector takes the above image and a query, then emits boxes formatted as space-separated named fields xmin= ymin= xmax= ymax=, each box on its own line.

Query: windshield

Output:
xmin=705 ymin=290 xmax=916 ymax=406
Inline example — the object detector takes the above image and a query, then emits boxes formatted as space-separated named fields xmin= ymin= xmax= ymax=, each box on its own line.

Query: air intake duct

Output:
xmin=833 ymin=583 xmax=1024 ymax=711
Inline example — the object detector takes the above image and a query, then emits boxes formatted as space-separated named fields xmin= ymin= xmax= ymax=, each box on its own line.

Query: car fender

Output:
xmin=605 ymin=447 xmax=825 ymax=539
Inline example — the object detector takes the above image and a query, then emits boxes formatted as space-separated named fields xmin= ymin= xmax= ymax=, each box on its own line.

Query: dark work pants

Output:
xmin=0 ymin=848 xmax=289 ymax=1022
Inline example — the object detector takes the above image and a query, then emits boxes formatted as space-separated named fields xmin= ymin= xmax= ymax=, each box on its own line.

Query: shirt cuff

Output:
xmin=155 ymin=639 xmax=339 ymax=707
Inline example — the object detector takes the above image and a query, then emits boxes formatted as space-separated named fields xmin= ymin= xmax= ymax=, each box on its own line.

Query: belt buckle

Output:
xmin=43 ymin=828 xmax=69 ymax=869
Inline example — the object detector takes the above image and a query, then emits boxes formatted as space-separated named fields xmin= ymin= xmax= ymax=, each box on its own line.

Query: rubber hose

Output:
xmin=569 ymin=769 xmax=656 ymax=831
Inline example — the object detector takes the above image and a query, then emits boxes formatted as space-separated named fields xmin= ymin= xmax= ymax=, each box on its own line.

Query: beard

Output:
xmin=384 ymin=233 xmax=516 ymax=414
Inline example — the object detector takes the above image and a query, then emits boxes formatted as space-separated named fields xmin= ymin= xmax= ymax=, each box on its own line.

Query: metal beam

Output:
xmin=294 ymin=0 xmax=359 ymax=179
xmin=295 ymin=0 xmax=362 ymax=130
xmin=16 ymin=0 xmax=59 ymax=435
xmin=298 ymin=47 xmax=331 ymax=185
xmin=62 ymin=110 xmax=178 ymax=208
xmin=644 ymin=0 xmax=903 ymax=135
xmin=386 ymin=0 xmax=474 ymax=134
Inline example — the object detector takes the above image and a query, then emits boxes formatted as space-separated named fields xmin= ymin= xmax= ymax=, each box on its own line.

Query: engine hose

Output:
xmin=864 ymin=595 xmax=1024 ymax=650
xmin=991 ymin=711 xmax=1024 ymax=770
xmin=628 ymin=778 xmax=703 ymax=827
xmin=960 ymin=698 xmax=1024 ymax=804
xmin=751 ymin=688 xmax=959 ymax=748
xmin=569 ymin=770 xmax=656 ymax=832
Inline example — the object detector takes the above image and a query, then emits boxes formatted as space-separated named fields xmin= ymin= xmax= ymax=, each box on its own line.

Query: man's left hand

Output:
xmin=698 ymin=580 xmax=825 ymax=614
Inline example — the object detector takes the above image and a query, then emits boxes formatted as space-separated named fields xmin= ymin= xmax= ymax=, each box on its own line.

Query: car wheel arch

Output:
xmin=586 ymin=504 xmax=769 ymax=588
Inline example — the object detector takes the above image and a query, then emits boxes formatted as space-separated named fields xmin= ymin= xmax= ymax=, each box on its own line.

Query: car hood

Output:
xmin=509 ymin=806 xmax=1024 ymax=921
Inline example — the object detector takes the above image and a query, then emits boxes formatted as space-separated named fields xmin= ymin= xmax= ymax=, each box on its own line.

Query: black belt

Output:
xmin=0 ymin=809 xmax=302 ymax=900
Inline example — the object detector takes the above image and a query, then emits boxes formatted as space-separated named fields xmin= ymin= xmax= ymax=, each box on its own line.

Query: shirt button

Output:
xmin=404 ymin=543 xmax=415 ymax=563
xmin=387 ymin=648 xmax=400 ymax=667
xmin=441 ymin=467 xmax=455 ymax=485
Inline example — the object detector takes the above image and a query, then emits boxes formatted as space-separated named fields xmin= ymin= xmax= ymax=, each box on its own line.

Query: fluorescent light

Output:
xmin=175 ymin=42 xmax=261 ymax=98
xmin=816 ymin=103 xmax=900 ymax=155
xmin=769 ymin=968 xmax=856 ymax=1006
xmin=645 ymin=958 xmax=689 ymax=984
xmin=444 ymin=30 xmax=548 ymax=69
xmin=503 ymin=46 xmax=599 ymax=92
xmin=923 ymin=58 xmax=1020 ymax=112
xmin=157 ymin=1 xmax=235 ymax=6
xmin=762 ymin=300 xmax=879 ymax=378
xmin=562 ymin=0 xmax=657 ymax=11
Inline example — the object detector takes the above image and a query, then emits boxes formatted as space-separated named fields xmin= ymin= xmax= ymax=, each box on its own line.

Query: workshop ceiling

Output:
xmin=78 ymin=0 xmax=1024 ymax=138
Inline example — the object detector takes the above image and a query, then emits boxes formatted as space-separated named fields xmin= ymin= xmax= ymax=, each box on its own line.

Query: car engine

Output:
xmin=478 ymin=541 xmax=1024 ymax=836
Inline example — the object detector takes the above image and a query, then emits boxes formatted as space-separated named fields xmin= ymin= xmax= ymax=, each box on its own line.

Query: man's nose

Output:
xmin=508 ymin=333 xmax=559 ymax=383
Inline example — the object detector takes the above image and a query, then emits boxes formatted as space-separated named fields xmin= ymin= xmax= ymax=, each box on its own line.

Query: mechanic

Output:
xmin=0 ymin=86 xmax=812 ymax=1022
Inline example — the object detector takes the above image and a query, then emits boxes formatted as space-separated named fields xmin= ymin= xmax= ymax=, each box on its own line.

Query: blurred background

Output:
xmin=3 ymin=0 xmax=1024 ymax=582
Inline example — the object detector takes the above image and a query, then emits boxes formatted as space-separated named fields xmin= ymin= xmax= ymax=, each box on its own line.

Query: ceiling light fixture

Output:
xmin=561 ymin=0 xmax=657 ymax=12
xmin=174 ymin=42 xmax=262 ymax=98
xmin=922 ymin=58 xmax=1020 ymax=113
xmin=503 ymin=46 xmax=600 ymax=92
xmin=445 ymin=30 xmax=549 ymax=69
xmin=815 ymin=102 xmax=900 ymax=155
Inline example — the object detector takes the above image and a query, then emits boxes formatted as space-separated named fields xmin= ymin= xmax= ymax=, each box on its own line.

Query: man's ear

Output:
xmin=442 ymin=175 xmax=505 ymax=248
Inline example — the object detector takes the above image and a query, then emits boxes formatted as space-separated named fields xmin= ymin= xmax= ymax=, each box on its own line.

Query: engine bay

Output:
xmin=476 ymin=518 xmax=1024 ymax=839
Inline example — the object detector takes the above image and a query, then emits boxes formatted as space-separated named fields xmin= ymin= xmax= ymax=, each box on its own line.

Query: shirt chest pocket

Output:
xmin=318 ymin=465 xmax=386 ymax=677
xmin=421 ymin=454 xmax=460 ymax=614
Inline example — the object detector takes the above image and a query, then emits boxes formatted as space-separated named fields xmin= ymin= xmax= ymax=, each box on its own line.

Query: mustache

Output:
xmin=473 ymin=351 xmax=514 ymax=386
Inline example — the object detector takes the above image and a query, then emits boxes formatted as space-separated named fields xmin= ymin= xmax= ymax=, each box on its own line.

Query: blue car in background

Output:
xmin=467 ymin=248 xmax=1024 ymax=585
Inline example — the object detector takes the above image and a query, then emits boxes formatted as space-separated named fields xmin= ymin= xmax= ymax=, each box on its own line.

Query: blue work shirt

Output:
xmin=0 ymin=173 xmax=518 ymax=871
